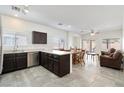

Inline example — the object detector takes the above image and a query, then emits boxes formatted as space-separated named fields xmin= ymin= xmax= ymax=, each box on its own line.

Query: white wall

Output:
xmin=1 ymin=15 xmax=69 ymax=51
xmin=67 ymin=31 xmax=82 ymax=49
xmin=82 ymin=30 xmax=122 ymax=53
xmin=123 ymin=17 xmax=124 ymax=51
xmin=0 ymin=15 xmax=3 ymax=74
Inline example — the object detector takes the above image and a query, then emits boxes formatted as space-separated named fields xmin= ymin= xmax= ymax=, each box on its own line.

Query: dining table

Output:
xmin=86 ymin=52 xmax=99 ymax=61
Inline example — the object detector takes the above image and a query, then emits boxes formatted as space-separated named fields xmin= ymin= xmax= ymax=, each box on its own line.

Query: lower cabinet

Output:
xmin=40 ymin=52 xmax=70 ymax=77
xmin=2 ymin=54 xmax=16 ymax=73
xmin=40 ymin=52 xmax=48 ymax=69
xmin=53 ymin=60 xmax=59 ymax=75
xmin=16 ymin=53 xmax=27 ymax=70
xmin=3 ymin=52 xmax=70 ymax=77
xmin=2 ymin=53 xmax=27 ymax=74
xmin=48 ymin=57 xmax=54 ymax=72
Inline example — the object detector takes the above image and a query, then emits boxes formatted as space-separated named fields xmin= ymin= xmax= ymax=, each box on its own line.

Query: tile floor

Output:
xmin=0 ymin=55 xmax=124 ymax=87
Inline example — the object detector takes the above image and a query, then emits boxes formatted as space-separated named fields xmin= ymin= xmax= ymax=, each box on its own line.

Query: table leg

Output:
xmin=97 ymin=54 xmax=99 ymax=61
xmin=93 ymin=55 xmax=95 ymax=62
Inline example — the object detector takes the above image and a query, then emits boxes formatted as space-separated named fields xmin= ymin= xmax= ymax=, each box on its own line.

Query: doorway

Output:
xmin=82 ymin=40 xmax=96 ymax=52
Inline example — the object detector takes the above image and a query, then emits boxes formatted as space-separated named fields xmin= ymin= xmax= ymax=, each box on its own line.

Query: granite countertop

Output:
xmin=3 ymin=49 xmax=71 ymax=55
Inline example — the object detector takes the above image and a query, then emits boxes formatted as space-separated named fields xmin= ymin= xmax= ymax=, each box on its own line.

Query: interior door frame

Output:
xmin=0 ymin=15 xmax=3 ymax=74
xmin=82 ymin=39 xmax=95 ymax=52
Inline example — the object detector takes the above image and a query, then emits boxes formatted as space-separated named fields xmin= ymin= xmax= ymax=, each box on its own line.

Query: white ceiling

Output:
xmin=0 ymin=5 xmax=123 ymax=34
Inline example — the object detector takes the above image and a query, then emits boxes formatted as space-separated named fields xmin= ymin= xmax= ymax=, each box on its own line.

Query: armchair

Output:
xmin=101 ymin=48 xmax=116 ymax=55
xmin=100 ymin=50 xmax=123 ymax=70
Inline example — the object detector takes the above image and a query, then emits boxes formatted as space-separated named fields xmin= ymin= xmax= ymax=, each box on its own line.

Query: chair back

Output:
xmin=80 ymin=51 xmax=85 ymax=60
xmin=108 ymin=48 xmax=116 ymax=54
xmin=72 ymin=49 xmax=85 ymax=64
xmin=113 ymin=50 xmax=123 ymax=62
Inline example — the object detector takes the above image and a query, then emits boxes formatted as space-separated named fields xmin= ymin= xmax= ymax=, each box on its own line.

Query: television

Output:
xmin=32 ymin=31 xmax=47 ymax=44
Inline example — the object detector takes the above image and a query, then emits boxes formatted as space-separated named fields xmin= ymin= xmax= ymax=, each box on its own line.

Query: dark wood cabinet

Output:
xmin=39 ymin=52 xmax=70 ymax=77
xmin=2 ymin=54 xmax=16 ymax=73
xmin=48 ymin=57 xmax=54 ymax=72
xmin=16 ymin=53 xmax=27 ymax=70
xmin=3 ymin=51 xmax=70 ymax=77
xmin=40 ymin=52 xmax=48 ymax=69
xmin=59 ymin=54 xmax=70 ymax=76
xmin=53 ymin=60 xmax=59 ymax=75
xmin=2 ymin=53 xmax=27 ymax=74
xmin=32 ymin=31 xmax=47 ymax=44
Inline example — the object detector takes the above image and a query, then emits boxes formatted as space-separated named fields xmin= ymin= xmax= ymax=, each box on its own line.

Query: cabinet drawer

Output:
xmin=53 ymin=61 xmax=59 ymax=75
xmin=4 ymin=54 xmax=15 ymax=60
xmin=16 ymin=53 xmax=27 ymax=57
xmin=53 ymin=55 xmax=59 ymax=59
xmin=48 ymin=54 xmax=53 ymax=57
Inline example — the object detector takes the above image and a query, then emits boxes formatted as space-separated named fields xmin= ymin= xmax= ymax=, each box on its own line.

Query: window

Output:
xmin=3 ymin=33 xmax=27 ymax=46
xmin=16 ymin=34 xmax=27 ymax=46
xmin=3 ymin=34 xmax=15 ymax=46
xmin=102 ymin=38 xmax=121 ymax=50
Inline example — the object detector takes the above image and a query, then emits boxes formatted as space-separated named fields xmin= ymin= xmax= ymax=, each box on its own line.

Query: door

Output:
xmin=82 ymin=40 xmax=96 ymax=52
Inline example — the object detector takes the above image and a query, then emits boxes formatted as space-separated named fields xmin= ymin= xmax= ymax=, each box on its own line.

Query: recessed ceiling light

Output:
xmin=14 ymin=14 xmax=18 ymax=17
xmin=80 ymin=30 xmax=84 ymax=34
xmin=80 ymin=30 xmax=84 ymax=32
xmin=25 ymin=5 xmax=29 ymax=7
xmin=68 ymin=25 xmax=71 ymax=28
xmin=58 ymin=23 xmax=63 ymax=26
xmin=24 ymin=9 xmax=29 ymax=13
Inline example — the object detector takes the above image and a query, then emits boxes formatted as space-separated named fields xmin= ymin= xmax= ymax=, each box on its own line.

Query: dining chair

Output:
xmin=79 ymin=51 xmax=85 ymax=66
xmin=72 ymin=49 xmax=85 ymax=65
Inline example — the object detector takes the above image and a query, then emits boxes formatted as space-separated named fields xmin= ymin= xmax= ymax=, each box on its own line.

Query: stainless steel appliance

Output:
xmin=28 ymin=52 xmax=39 ymax=67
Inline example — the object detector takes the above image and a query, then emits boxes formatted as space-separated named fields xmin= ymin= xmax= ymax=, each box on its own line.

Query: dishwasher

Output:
xmin=28 ymin=52 xmax=39 ymax=67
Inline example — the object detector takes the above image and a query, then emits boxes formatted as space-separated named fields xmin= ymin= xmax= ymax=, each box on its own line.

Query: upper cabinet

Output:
xmin=32 ymin=31 xmax=47 ymax=44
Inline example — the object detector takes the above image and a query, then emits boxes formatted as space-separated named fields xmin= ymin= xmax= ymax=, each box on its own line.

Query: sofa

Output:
xmin=100 ymin=50 xmax=123 ymax=70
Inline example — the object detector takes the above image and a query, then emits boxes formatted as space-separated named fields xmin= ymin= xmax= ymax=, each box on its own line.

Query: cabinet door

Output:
xmin=39 ymin=52 xmax=41 ymax=65
xmin=53 ymin=55 xmax=60 ymax=75
xmin=53 ymin=60 xmax=59 ymax=75
xmin=43 ymin=52 xmax=49 ymax=69
xmin=48 ymin=58 xmax=54 ymax=72
xmin=40 ymin=52 xmax=45 ymax=66
xmin=32 ymin=31 xmax=41 ymax=44
xmin=2 ymin=54 xmax=16 ymax=73
xmin=16 ymin=53 xmax=27 ymax=70
xmin=3 ymin=59 xmax=14 ymax=73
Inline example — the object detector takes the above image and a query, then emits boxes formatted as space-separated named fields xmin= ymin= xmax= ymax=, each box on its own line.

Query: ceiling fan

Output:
xmin=90 ymin=29 xmax=99 ymax=36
